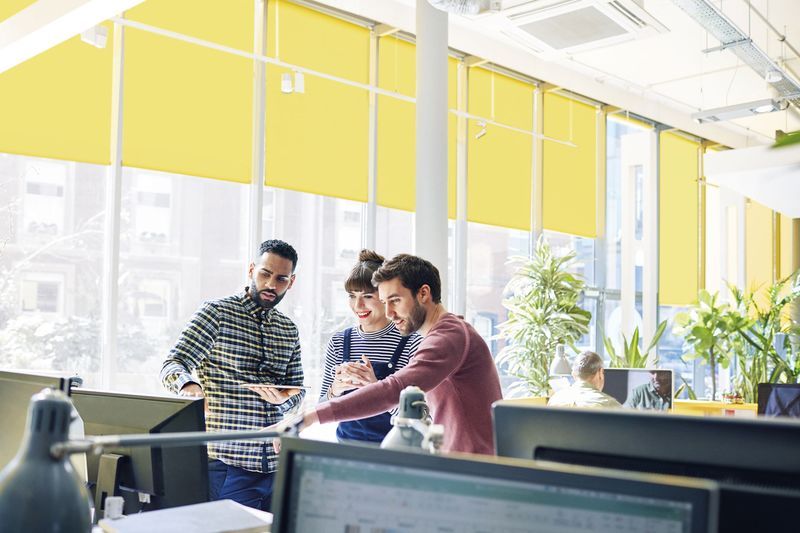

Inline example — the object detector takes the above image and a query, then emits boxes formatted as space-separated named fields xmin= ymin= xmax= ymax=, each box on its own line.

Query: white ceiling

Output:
xmin=319 ymin=0 xmax=800 ymax=148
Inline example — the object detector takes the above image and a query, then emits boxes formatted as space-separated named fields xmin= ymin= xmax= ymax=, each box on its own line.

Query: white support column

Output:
xmin=414 ymin=0 xmax=449 ymax=299
xmin=594 ymin=107 xmax=607 ymax=352
xmin=620 ymin=144 xmax=636 ymax=339
xmin=363 ymin=28 xmax=379 ymax=250
xmin=530 ymin=86 xmax=544 ymax=251
xmin=642 ymin=127 xmax=659 ymax=360
xmin=453 ymin=59 xmax=468 ymax=316
xmin=248 ymin=0 xmax=267 ymax=251
xmin=100 ymin=20 xmax=125 ymax=388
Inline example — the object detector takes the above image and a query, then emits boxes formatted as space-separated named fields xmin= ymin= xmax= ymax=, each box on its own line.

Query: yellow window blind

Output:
xmin=0 ymin=0 xmax=36 ymax=22
xmin=376 ymin=35 xmax=457 ymax=215
xmin=0 ymin=26 xmax=113 ymax=165
xmin=542 ymin=93 xmax=597 ymax=238
xmin=123 ymin=27 xmax=252 ymax=183
xmin=778 ymin=213 xmax=796 ymax=280
xmin=126 ymin=0 xmax=253 ymax=52
xmin=467 ymin=67 xmax=533 ymax=230
xmin=659 ymin=132 xmax=700 ymax=306
xmin=745 ymin=199 xmax=774 ymax=294
xmin=264 ymin=1 xmax=369 ymax=201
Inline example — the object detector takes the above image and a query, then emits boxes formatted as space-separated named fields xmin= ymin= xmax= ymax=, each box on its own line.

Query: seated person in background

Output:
xmin=624 ymin=370 xmax=672 ymax=410
xmin=548 ymin=351 xmax=621 ymax=408
xmin=320 ymin=249 xmax=422 ymax=443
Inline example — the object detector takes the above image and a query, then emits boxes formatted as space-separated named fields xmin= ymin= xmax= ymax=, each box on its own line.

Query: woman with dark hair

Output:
xmin=319 ymin=249 xmax=422 ymax=443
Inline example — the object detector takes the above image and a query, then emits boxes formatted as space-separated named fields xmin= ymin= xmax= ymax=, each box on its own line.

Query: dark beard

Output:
xmin=401 ymin=300 xmax=427 ymax=336
xmin=249 ymin=280 xmax=286 ymax=310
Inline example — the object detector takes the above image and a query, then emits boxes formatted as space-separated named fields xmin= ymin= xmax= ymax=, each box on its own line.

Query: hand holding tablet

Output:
xmin=242 ymin=383 xmax=308 ymax=404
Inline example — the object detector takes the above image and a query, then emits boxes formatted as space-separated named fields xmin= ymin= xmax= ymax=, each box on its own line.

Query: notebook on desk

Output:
xmin=98 ymin=499 xmax=271 ymax=533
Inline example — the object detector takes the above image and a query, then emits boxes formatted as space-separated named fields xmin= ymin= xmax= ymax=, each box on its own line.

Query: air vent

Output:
xmin=478 ymin=0 xmax=667 ymax=56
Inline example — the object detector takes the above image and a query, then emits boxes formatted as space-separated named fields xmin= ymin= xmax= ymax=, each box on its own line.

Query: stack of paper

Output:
xmin=98 ymin=499 xmax=272 ymax=533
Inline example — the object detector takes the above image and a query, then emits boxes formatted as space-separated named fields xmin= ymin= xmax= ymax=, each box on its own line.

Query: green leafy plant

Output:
xmin=496 ymin=237 xmax=591 ymax=397
xmin=604 ymin=321 xmax=668 ymax=369
xmin=673 ymin=290 xmax=752 ymax=401
xmin=728 ymin=274 xmax=800 ymax=403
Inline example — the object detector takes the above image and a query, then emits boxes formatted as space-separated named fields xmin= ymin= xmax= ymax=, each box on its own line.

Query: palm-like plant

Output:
xmin=729 ymin=274 xmax=800 ymax=403
xmin=604 ymin=321 xmax=668 ymax=369
xmin=496 ymin=237 xmax=591 ymax=397
xmin=674 ymin=290 xmax=751 ymax=401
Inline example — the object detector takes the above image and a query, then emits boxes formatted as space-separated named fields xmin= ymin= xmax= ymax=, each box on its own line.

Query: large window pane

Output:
xmin=466 ymin=222 xmax=528 ymax=393
xmin=375 ymin=206 xmax=413 ymax=259
xmin=116 ymin=169 xmax=249 ymax=394
xmin=0 ymin=153 xmax=106 ymax=380
xmin=265 ymin=189 xmax=364 ymax=399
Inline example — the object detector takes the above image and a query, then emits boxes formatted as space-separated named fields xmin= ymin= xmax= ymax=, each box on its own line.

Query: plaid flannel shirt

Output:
xmin=160 ymin=290 xmax=304 ymax=474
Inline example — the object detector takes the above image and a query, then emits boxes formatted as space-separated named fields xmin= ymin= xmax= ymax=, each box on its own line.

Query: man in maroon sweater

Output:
xmin=299 ymin=254 xmax=503 ymax=455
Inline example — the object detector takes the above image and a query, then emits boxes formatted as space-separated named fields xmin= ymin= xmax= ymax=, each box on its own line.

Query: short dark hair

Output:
xmin=372 ymin=254 xmax=441 ymax=304
xmin=258 ymin=239 xmax=298 ymax=271
xmin=345 ymin=250 xmax=385 ymax=293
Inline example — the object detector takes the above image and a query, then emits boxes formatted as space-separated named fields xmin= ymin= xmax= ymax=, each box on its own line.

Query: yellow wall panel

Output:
xmin=745 ymin=200 xmax=774 ymax=293
xmin=126 ymin=0 xmax=253 ymax=52
xmin=659 ymin=132 xmax=699 ymax=305
xmin=0 ymin=28 xmax=113 ymax=164
xmin=265 ymin=65 xmax=368 ymax=201
xmin=123 ymin=28 xmax=252 ymax=183
xmin=268 ymin=0 xmax=369 ymax=83
xmin=467 ymin=122 xmax=531 ymax=230
xmin=542 ymin=93 xmax=597 ymax=238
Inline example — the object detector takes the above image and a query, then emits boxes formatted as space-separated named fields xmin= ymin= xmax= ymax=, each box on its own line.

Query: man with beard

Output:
xmin=161 ymin=239 xmax=304 ymax=511
xmin=288 ymin=253 xmax=502 ymax=455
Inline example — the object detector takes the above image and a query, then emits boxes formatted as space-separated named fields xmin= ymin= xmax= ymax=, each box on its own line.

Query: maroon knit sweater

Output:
xmin=315 ymin=313 xmax=503 ymax=454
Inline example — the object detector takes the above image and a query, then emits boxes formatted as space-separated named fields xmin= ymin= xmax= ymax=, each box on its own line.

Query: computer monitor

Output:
xmin=757 ymin=383 xmax=800 ymax=417
xmin=0 ymin=370 xmax=71 ymax=469
xmin=271 ymin=437 xmax=718 ymax=533
xmin=493 ymin=403 xmax=800 ymax=532
xmin=70 ymin=388 xmax=208 ymax=517
xmin=604 ymin=368 xmax=673 ymax=410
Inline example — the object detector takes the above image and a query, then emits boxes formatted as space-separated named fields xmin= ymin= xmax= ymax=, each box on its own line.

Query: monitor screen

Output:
xmin=757 ymin=383 xmax=800 ymax=417
xmin=0 ymin=370 xmax=70 ymax=469
xmin=70 ymin=389 xmax=208 ymax=516
xmin=271 ymin=437 xmax=717 ymax=533
xmin=493 ymin=402 xmax=800 ymax=532
xmin=604 ymin=368 xmax=673 ymax=410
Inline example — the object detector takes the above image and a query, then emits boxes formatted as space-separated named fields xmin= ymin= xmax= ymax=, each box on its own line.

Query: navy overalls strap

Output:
xmin=336 ymin=328 xmax=411 ymax=443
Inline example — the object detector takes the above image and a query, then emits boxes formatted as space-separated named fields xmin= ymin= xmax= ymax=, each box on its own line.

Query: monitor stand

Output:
xmin=93 ymin=453 xmax=127 ymax=523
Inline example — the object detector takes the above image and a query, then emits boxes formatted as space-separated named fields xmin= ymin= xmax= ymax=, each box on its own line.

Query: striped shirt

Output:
xmin=160 ymin=290 xmax=304 ymax=474
xmin=319 ymin=322 xmax=422 ymax=408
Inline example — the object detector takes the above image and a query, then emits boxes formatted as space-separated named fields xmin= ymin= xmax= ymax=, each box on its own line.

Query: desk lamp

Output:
xmin=0 ymin=389 xmax=294 ymax=533
xmin=549 ymin=344 xmax=572 ymax=376
xmin=380 ymin=386 xmax=444 ymax=453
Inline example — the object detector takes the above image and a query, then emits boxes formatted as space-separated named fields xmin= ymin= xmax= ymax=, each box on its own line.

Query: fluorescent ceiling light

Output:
xmin=691 ymin=99 xmax=784 ymax=123
xmin=0 ymin=0 xmax=146 ymax=75
xmin=427 ymin=0 xmax=498 ymax=15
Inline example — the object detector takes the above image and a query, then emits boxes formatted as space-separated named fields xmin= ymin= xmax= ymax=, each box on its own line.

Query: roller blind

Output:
xmin=543 ymin=93 xmax=597 ymax=237
xmin=376 ymin=35 xmax=457 ymax=215
xmin=0 ymin=26 xmax=113 ymax=164
xmin=265 ymin=1 xmax=369 ymax=201
xmin=467 ymin=67 xmax=533 ymax=230
xmin=659 ymin=132 xmax=700 ymax=306
xmin=122 ymin=2 xmax=253 ymax=182
xmin=745 ymin=199 xmax=774 ymax=293
xmin=0 ymin=0 xmax=36 ymax=21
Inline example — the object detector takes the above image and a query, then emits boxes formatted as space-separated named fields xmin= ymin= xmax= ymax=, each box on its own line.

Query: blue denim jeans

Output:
xmin=208 ymin=459 xmax=275 ymax=512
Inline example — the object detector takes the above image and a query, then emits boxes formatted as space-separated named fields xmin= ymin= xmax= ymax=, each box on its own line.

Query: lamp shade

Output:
xmin=381 ymin=386 xmax=428 ymax=451
xmin=0 ymin=389 xmax=92 ymax=532
xmin=549 ymin=344 xmax=572 ymax=376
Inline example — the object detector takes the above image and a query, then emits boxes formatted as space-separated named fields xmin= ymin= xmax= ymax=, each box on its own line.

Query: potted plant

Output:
xmin=729 ymin=274 xmax=800 ymax=403
xmin=673 ymin=290 xmax=751 ymax=401
xmin=496 ymin=237 xmax=591 ymax=397
xmin=604 ymin=321 xmax=667 ymax=369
